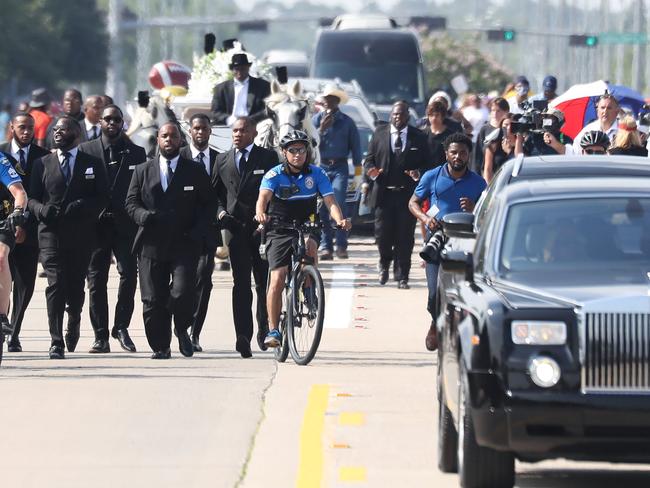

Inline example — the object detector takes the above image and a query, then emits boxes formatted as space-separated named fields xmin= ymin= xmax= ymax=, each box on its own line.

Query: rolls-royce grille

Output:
xmin=582 ymin=312 xmax=650 ymax=392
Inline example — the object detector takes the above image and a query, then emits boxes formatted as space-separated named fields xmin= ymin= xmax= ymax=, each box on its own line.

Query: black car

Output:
xmin=436 ymin=175 xmax=650 ymax=488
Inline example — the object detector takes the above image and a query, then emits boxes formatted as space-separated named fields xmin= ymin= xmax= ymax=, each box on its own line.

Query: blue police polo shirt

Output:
xmin=0 ymin=152 xmax=23 ymax=189
xmin=414 ymin=164 xmax=486 ymax=219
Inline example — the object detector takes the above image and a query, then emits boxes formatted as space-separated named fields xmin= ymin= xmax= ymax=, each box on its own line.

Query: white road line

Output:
xmin=324 ymin=265 xmax=356 ymax=329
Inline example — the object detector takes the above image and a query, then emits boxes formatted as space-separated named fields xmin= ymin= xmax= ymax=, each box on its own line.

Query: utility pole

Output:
xmin=105 ymin=0 xmax=126 ymax=107
xmin=631 ymin=0 xmax=645 ymax=91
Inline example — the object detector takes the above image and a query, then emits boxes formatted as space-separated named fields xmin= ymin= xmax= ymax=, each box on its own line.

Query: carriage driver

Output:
xmin=255 ymin=130 xmax=351 ymax=348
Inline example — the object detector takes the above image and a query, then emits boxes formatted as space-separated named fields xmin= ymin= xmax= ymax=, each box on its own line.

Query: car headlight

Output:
xmin=528 ymin=356 xmax=561 ymax=388
xmin=511 ymin=320 xmax=566 ymax=345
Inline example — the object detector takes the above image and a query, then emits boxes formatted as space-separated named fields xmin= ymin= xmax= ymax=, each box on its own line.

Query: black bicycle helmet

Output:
xmin=280 ymin=129 xmax=310 ymax=149
xmin=580 ymin=130 xmax=610 ymax=148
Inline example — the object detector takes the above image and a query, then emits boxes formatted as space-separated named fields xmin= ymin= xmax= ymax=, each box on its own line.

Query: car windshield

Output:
xmin=498 ymin=197 xmax=650 ymax=284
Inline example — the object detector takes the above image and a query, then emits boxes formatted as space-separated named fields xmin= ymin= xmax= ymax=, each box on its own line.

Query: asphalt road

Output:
xmin=1 ymin=235 xmax=649 ymax=487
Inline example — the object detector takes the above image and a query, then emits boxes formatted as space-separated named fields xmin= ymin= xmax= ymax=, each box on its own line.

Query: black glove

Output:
xmin=143 ymin=210 xmax=170 ymax=226
xmin=63 ymin=199 xmax=84 ymax=218
xmin=6 ymin=207 xmax=26 ymax=232
xmin=220 ymin=212 xmax=241 ymax=232
xmin=40 ymin=204 xmax=61 ymax=224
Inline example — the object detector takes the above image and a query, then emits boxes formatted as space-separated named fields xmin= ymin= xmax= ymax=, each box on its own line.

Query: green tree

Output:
xmin=421 ymin=32 xmax=512 ymax=95
xmin=0 ymin=0 xmax=107 ymax=89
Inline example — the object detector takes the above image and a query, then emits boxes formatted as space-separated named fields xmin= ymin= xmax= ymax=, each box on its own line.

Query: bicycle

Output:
xmin=260 ymin=219 xmax=325 ymax=366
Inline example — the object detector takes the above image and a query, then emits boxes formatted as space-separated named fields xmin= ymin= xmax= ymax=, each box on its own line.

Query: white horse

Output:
xmin=255 ymin=79 xmax=320 ymax=165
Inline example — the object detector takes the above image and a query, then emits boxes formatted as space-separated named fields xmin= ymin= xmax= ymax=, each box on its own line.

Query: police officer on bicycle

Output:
xmin=255 ymin=130 xmax=351 ymax=348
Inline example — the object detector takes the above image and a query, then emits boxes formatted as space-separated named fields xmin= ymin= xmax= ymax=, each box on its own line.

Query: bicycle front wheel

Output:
xmin=274 ymin=287 xmax=290 ymax=363
xmin=288 ymin=264 xmax=325 ymax=365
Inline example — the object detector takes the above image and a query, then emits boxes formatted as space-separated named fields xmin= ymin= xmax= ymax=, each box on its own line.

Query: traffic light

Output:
xmin=487 ymin=29 xmax=516 ymax=42
xmin=569 ymin=34 xmax=598 ymax=47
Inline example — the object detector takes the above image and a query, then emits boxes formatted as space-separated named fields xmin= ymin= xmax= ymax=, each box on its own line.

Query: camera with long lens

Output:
xmin=510 ymin=100 xmax=552 ymax=134
xmin=420 ymin=229 xmax=447 ymax=264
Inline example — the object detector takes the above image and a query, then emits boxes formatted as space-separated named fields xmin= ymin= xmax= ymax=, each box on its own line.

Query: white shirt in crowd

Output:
xmin=159 ymin=154 xmax=179 ymax=191
xmin=390 ymin=125 xmax=408 ymax=152
xmin=84 ymin=118 xmax=100 ymax=140
xmin=190 ymin=144 xmax=211 ymax=175
xmin=227 ymin=77 xmax=250 ymax=126
xmin=572 ymin=119 xmax=619 ymax=153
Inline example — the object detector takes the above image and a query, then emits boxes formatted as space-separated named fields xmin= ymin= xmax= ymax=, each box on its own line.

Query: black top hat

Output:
xmin=230 ymin=53 xmax=252 ymax=68
xmin=29 ymin=87 xmax=51 ymax=108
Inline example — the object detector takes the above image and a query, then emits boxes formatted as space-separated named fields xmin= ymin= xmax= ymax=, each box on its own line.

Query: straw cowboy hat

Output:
xmin=318 ymin=84 xmax=349 ymax=104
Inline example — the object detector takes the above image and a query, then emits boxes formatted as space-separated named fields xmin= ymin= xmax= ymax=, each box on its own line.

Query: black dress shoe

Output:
xmin=113 ymin=329 xmax=136 ymax=352
xmin=49 ymin=345 xmax=65 ymax=359
xmin=257 ymin=327 xmax=269 ymax=352
xmin=0 ymin=314 xmax=13 ymax=336
xmin=191 ymin=336 xmax=202 ymax=352
xmin=151 ymin=348 xmax=171 ymax=359
xmin=89 ymin=339 xmax=110 ymax=353
xmin=397 ymin=280 xmax=410 ymax=290
xmin=176 ymin=327 xmax=194 ymax=357
xmin=379 ymin=268 xmax=389 ymax=285
xmin=7 ymin=340 xmax=22 ymax=353
xmin=235 ymin=335 xmax=252 ymax=358
xmin=64 ymin=315 xmax=81 ymax=353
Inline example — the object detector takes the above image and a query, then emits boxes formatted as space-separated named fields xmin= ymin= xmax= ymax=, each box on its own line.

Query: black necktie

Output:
xmin=165 ymin=159 xmax=174 ymax=189
xmin=17 ymin=149 xmax=26 ymax=175
xmin=92 ymin=126 xmax=99 ymax=139
xmin=61 ymin=152 xmax=72 ymax=184
xmin=196 ymin=152 xmax=207 ymax=174
xmin=394 ymin=131 xmax=403 ymax=157
xmin=238 ymin=148 xmax=248 ymax=174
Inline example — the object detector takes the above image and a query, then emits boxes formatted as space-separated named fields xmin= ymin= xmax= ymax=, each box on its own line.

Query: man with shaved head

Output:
xmin=126 ymin=122 xmax=215 ymax=359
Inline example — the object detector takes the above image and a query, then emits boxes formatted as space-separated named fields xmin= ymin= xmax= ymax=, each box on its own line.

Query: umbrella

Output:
xmin=549 ymin=80 xmax=645 ymax=139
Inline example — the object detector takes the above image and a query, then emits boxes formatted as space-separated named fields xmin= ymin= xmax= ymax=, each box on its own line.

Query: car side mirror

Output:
xmin=442 ymin=212 xmax=475 ymax=239
xmin=440 ymin=250 xmax=474 ymax=283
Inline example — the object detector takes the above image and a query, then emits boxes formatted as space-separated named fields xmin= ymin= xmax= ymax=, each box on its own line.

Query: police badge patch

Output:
xmin=0 ymin=155 xmax=10 ymax=166
xmin=305 ymin=176 xmax=314 ymax=189
xmin=8 ymin=168 xmax=19 ymax=179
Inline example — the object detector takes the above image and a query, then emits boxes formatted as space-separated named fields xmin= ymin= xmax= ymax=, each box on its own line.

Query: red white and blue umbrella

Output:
xmin=549 ymin=80 xmax=645 ymax=139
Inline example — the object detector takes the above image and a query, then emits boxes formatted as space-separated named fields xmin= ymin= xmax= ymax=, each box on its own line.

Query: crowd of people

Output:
xmin=0 ymin=57 xmax=648 ymax=362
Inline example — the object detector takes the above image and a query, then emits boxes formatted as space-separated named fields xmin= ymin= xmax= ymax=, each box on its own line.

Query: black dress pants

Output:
xmin=40 ymin=246 xmax=92 ymax=348
xmin=8 ymin=243 xmax=40 ymax=341
xmin=374 ymin=190 xmax=417 ymax=281
xmin=229 ymin=225 xmax=268 ymax=342
xmin=138 ymin=253 xmax=198 ymax=352
xmin=190 ymin=244 xmax=217 ymax=339
xmin=87 ymin=227 xmax=138 ymax=340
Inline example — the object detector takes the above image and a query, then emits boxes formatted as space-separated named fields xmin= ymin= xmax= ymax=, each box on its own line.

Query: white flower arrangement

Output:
xmin=187 ymin=41 xmax=273 ymax=99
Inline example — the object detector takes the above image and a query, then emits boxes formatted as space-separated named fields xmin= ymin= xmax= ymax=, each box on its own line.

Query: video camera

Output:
xmin=510 ymin=100 xmax=561 ymax=135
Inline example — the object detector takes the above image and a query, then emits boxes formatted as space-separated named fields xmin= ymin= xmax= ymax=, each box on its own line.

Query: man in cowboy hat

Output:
xmin=210 ymin=53 xmax=271 ymax=127
xmin=312 ymin=84 xmax=361 ymax=260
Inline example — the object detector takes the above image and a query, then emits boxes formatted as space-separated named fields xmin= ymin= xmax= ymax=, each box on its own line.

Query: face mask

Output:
xmin=516 ymin=85 xmax=528 ymax=97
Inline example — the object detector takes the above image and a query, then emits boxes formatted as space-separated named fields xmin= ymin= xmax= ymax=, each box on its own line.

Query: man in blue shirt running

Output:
xmin=408 ymin=132 xmax=486 ymax=351
xmin=256 ymin=130 xmax=351 ymax=348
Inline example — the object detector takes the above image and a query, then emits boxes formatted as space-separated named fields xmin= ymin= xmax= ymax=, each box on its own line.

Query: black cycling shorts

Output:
xmin=265 ymin=229 xmax=320 ymax=270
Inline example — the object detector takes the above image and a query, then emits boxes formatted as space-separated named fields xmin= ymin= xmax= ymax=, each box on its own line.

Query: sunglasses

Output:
xmin=286 ymin=147 xmax=307 ymax=155
xmin=102 ymin=116 xmax=123 ymax=124
xmin=584 ymin=149 xmax=606 ymax=155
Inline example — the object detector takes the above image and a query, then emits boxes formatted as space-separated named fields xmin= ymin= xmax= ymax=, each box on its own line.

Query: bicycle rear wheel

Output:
xmin=273 ymin=288 xmax=290 ymax=362
xmin=288 ymin=264 xmax=325 ymax=365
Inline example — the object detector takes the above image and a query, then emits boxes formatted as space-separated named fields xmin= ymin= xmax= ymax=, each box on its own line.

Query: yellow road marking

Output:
xmin=296 ymin=385 xmax=330 ymax=488
xmin=339 ymin=466 xmax=367 ymax=482
xmin=338 ymin=412 xmax=365 ymax=426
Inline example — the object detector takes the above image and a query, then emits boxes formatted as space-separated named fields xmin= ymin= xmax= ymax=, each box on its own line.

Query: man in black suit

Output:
xmin=0 ymin=112 xmax=50 ymax=352
xmin=210 ymin=53 xmax=271 ymax=126
xmin=28 ymin=116 xmax=109 ymax=359
xmin=214 ymin=116 xmax=278 ymax=358
xmin=125 ymin=122 xmax=215 ymax=359
xmin=79 ymin=105 xmax=146 ymax=354
xmin=179 ymin=113 xmax=219 ymax=352
xmin=363 ymin=100 xmax=430 ymax=289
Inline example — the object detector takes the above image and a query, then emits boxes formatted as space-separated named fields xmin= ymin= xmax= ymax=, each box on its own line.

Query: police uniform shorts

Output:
xmin=0 ymin=227 xmax=15 ymax=251
xmin=265 ymin=229 xmax=320 ymax=270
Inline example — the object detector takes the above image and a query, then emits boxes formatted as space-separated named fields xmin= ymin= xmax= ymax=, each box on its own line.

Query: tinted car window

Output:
xmin=499 ymin=197 xmax=650 ymax=281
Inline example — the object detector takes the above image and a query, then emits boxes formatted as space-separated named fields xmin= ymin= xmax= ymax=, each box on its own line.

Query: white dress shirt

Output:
xmin=573 ymin=119 xmax=619 ymax=153
xmin=390 ymin=125 xmax=408 ymax=152
xmin=235 ymin=142 xmax=254 ymax=173
xmin=159 ymin=154 xmax=179 ymax=191
xmin=190 ymin=144 xmax=210 ymax=175
xmin=227 ymin=77 xmax=250 ymax=126
xmin=57 ymin=146 xmax=79 ymax=178
xmin=10 ymin=138 xmax=30 ymax=163
xmin=84 ymin=118 xmax=100 ymax=140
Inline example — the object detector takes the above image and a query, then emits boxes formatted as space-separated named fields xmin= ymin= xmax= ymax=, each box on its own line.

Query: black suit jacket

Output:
xmin=0 ymin=142 xmax=50 ymax=247
xmin=28 ymin=150 xmax=109 ymax=249
xmin=210 ymin=77 xmax=271 ymax=125
xmin=363 ymin=124 xmax=431 ymax=208
xmin=125 ymin=156 xmax=216 ymax=260
xmin=179 ymin=145 xmax=219 ymax=248
xmin=213 ymin=144 xmax=278 ymax=227
xmin=78 ymin=135 xmax=147 ymax=237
